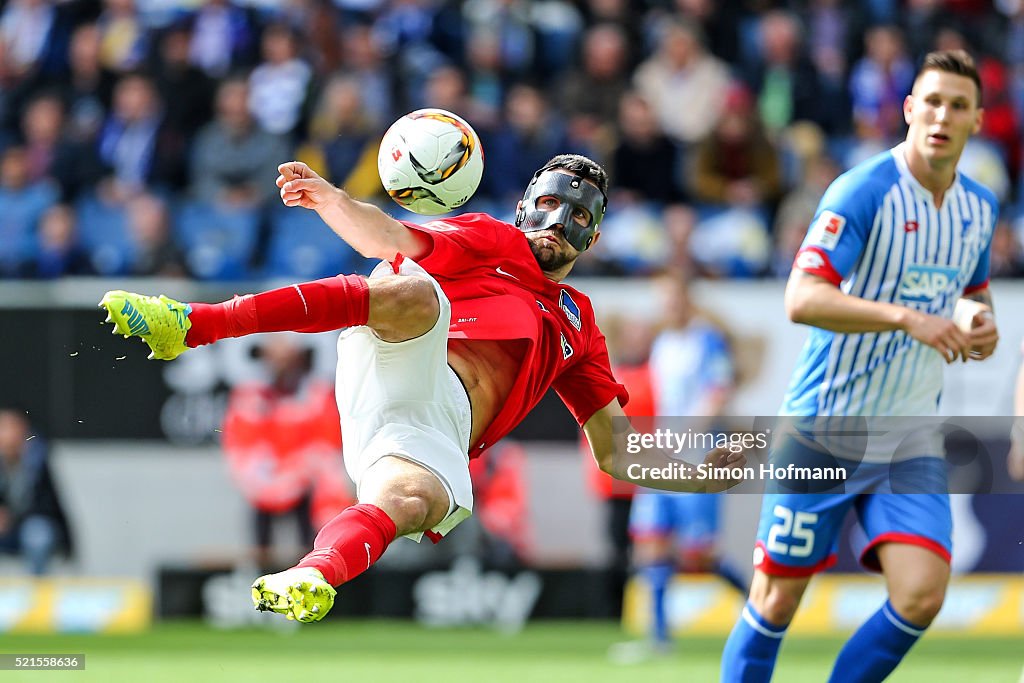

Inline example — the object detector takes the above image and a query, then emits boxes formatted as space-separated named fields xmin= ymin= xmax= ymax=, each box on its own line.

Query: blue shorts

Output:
xmin=753 ymin=434 xmax=952 ymax=576
xmin=629 ymin=492 xmax=721 ymax=551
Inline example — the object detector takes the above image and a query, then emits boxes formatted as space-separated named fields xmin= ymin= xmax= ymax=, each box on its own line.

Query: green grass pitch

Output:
xmin=2 ymin=621 xmax=1021 ymax=683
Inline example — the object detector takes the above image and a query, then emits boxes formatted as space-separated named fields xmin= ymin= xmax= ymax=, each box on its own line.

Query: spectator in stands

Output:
xmin=560 ymin=23 xmax=631 ymax=146
xmin=483 ymin=83 xmax=571 ymax=205
xmin=849 ymin=24 xmax=915 ymax=143
xmin=248 ymin=22 xmax=312 ymax=140
xmin=689 ymin=83 xmax=782 ymax=209
xmin=221 ymin=334 xmax=345 ymax=569
xmin=34 ymin=203 xmax=90 ymax=278
xmin=688 ymin=84 xmax=780 ymax=277
xmin=0 ymin=407 xmax=72 ymax=575
xmin=188 ymin=0 xmax=255 ymax=79
xmin=610 ymin=91 xmax=685 ymax=206
xmin=0 ymin=145 xmax=58 ymax=277
xmin=56 ymin=23 xmax=114 ymax=148
xmin=743 ymin=10 xmax=834 ymax=135
xmin=149 ymin=22 xmax=216 ymax=146
xmin=461 ymin=0 xmax=535 ymax=84
xmin=96 ymin=0 xmax=148 ymax=74
xmin=339 ymin=23 xmax=394 ymax=128
xmin=633 ymin=17 xmax=730 ymax=146
xmin=19 ymin=92 xmax=86 ymax=200
xmin=126 ymin=193 xmax=188 ymax=277
xmin=97 ymin=72 xmax=187 ymax=201
xmin=0 ymin=0 xmax=59 ymax=81
xmin=295 ymin=74 xmax=382 ymax=200
xmin=189 ymin=76 xmax=290 ymax=208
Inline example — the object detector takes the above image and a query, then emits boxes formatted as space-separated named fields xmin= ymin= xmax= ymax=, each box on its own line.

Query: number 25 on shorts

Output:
xmin=766 ymin=505 xmax=818 ymax=558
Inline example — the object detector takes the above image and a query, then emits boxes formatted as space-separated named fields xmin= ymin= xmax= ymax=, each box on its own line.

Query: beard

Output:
xmin=527 ymin=233 xmax=577 ymax=272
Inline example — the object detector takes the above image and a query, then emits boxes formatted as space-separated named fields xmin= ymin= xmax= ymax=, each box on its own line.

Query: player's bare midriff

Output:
xmin=447 ymin=338 xmax=527 ymax=446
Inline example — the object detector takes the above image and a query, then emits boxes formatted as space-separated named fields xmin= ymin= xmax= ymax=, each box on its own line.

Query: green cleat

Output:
xmin=99 ymin=290 xmax=192 ymax=360
xmin=251 ymin=567 xmax=336 ymax=623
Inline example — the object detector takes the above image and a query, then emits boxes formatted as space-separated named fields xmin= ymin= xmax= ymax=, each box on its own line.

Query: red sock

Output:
xmin=185 ymin=274 xmax=370 ymax=347
xmin=295 ymin=504 xmax=397 ymax=586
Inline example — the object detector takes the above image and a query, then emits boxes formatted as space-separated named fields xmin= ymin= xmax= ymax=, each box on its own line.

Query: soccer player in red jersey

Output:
xmin=101 ymin=154 xmax=745 ymax=621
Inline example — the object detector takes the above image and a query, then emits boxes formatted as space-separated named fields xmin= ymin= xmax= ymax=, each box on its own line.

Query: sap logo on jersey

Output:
xmin=559 ymin=290 xmax=581 ymax=331
xmin=898 ymin=264 xmax=960 ymax=302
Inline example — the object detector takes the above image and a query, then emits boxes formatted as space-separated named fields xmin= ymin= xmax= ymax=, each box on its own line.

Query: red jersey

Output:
xmin=404 ymin=213 xmax=629 ymax=456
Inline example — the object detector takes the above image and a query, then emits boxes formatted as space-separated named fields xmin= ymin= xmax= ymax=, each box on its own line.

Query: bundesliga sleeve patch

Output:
xmin=808 ymin=210 xmax=846 ymax=250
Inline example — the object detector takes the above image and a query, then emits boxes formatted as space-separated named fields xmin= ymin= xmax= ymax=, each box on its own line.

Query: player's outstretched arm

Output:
xmin=583 ymin=399 xmax=747 ymax=493
xmin=277 ymin=161 xmax=430 ymax=261
xmin=786 ymin=270 xmax=972 ymax=363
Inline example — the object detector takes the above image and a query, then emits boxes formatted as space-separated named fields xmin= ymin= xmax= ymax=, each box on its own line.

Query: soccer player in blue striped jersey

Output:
xmin=721 ymin=50 xmax=1000 ymax=682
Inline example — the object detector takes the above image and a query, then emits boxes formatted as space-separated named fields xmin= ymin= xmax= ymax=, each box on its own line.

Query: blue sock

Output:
xmin=828 ymin=600 xmax=926 ymax=683
xmin=641 ymin=562 xmax=674 ymax=644
xmin=721 ymin=602 xmax=788 ymax=683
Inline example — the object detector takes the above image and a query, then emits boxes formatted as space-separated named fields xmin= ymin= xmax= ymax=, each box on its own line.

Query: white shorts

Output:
xmin=334 ymin=257 xmax=473 ymax=541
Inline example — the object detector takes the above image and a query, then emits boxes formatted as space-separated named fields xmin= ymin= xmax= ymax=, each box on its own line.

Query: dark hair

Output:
xmin=536 ymin=154 xmax=610 ymax=196
xmin=918 ymin=49 xmax=982 ymax=106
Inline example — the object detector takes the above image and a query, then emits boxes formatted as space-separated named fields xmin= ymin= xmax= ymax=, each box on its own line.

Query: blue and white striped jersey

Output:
xmin=783 ymin=144 xmax=997 ymax=417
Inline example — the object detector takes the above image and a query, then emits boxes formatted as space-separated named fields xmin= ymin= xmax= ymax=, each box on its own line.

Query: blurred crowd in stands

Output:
xmin=1 ymin=0 xmax=1023 ymax=281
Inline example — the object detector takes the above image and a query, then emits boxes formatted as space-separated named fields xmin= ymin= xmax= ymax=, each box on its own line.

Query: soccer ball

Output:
xmin=377 ymin=109 xmax=484 ymax=215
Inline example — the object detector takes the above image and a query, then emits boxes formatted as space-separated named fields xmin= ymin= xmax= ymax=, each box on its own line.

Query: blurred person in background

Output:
xmin=849 ymin=25 xmax=915 ymax=144
xmin=221 ymin=334 xmax=346 ymax=570
xmin=689 ymin=82 xmax=783 ymax=211
xmin=34 ymin=203 xmax=90 ymax=278
xmin=633 ymin=17 xmax=730 ymax=147
xmin=126 ymin=192 xmax=189 ymax=277
xmin=557 ymin=22 xmax=631 ymax=161
xmin=97 ymin=72 xmax=187 ymax=202
xmin=0 ymin=0 xmax=63 ymax=83
xmin=612 ymin=274 xmax=745 ymax=661
xmin=742 ymin=10 xmax=828 ymax=136
xmin=688 ymin=83 xmax=780 ymax=278
xmin=188 ymin=0 xmax=256 ymax=80
xmin=609 ymin=91 xmax=685 ymax=206
xmin=189 ymin=76 xmax=290 ymax=209
xmin=295 ymin=73 xmax=382 ymax=201
xmin=484 ymin=83 xmax=572 ymax=206
xmin=0 ymin=407 xmax=72 ymax=575
xmin=96 ymin=0 xmax=148 ymax=74
xmin=247 ymin=22 xmax=312 ymax=140
xmin=20 ymin=90 xmax=100 ymax=202
xmin=581 ymin=315 xmax=656 ymax=616
xmin=0 ymin=144 xmax=59 ymax=277
xmin=149 ymin=22 xmax=216 ymax=147
xmin=338 ymin=23 xmax=394 ymax=129
xmin=560 ymin=23 xmax=632 ymax=134
xmin=55 ymin=23 xmax=115 ymax=149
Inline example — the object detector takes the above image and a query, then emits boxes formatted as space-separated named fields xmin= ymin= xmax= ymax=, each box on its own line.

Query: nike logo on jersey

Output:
xmin=898 ymin=264 xmax=960 ymax=302
xmin=495 ymin=266 xmax=519 ymax=280
xmin=364 ymin=542 xmax=372 ymax=569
